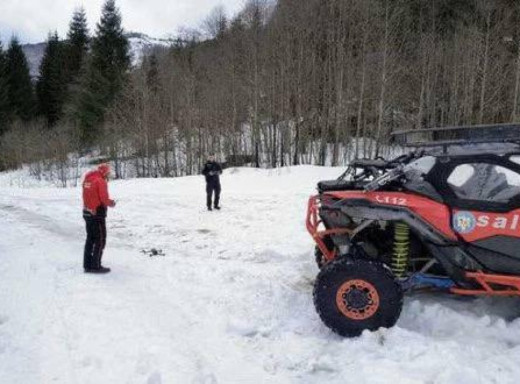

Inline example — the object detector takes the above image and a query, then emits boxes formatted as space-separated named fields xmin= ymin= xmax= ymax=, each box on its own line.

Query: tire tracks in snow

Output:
xmin=0 ymin=203 xmax=81 ymax=240
xmin=0 ymin=200 xmax=269 ymax=383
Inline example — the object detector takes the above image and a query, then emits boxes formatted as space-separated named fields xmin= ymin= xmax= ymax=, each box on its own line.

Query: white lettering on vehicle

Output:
xmin=375 ymin=195 xmax=407 ymax=206
xmin=475 ymin=215 xmax=519 ymax=230
xmin=454 ymin=211 xmax=520 ymax=234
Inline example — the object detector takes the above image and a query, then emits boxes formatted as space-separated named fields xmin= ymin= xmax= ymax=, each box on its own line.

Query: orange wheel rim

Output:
xmin=336 ymin=279 xmax=380 ymax=320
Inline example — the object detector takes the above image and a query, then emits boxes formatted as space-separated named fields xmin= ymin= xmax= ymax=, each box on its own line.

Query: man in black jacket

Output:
xmin=202 ymin=154 xmax=223 ymax=211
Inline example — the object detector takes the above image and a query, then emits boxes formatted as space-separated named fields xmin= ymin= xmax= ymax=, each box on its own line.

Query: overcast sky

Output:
xmin=0 ymin=0 xmax=246 ymax=44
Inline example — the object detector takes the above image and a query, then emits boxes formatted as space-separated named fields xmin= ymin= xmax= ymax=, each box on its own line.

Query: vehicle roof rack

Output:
xmin=391 ymin=124 xmax=520 ymax=153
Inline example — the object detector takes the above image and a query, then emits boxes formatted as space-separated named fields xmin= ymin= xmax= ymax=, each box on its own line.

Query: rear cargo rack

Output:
xmin=392 ymin=124 xmax=520 ymax=153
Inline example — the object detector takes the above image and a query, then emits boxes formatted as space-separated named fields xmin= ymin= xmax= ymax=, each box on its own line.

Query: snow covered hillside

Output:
xmin=1 ymin=166 xmax=520 ymax=384
xmin=127 ymin=33 xmax=173 ymax=66
xmin=22 ymin=33 xmax=172 ymax=78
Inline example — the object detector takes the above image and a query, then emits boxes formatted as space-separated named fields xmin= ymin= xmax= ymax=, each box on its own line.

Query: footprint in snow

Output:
xmin=192 ymin=372 xmax=217 ymax=384
xmin=147 ymin=371 xmax=162 ymax=384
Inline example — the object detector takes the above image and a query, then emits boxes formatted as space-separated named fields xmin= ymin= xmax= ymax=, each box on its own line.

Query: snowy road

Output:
xmin=2 ymin=166 xmax=520 ymax=384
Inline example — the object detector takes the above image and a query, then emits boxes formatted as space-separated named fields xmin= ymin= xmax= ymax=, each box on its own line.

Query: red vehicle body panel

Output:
xmin=324 ymin=191 xmax=457 ymax=240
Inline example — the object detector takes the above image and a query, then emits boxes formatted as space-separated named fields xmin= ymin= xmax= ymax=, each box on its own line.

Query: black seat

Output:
xmin=350 ymin=158 xmax=389 ymax=170
xmin=318 ymin=180 xmax=356 ymax=193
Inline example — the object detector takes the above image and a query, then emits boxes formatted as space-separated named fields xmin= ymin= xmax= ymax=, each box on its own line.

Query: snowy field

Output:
xmin=1 ymin=165 xmax=520 ymax=384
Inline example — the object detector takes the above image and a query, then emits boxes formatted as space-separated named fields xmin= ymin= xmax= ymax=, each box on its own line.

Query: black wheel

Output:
xmin=313 ymin=257 xmax=403 ymax=337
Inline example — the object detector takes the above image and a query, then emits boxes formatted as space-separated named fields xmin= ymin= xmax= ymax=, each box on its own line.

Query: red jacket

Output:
xmin=82 ymin=170 xmax=113 ymax=213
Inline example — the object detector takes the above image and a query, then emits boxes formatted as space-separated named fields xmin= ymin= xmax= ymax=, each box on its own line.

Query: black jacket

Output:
xmin=202 ymin=161 xmax=222 ymax=185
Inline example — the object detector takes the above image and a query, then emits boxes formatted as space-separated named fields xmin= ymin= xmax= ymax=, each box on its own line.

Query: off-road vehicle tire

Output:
xmin=313 ymin=257 xmax=403 ymax=337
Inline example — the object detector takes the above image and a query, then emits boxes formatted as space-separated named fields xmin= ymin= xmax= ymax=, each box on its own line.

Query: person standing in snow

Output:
xmin=202 ymin=154 xmax=223 ymax=211
xmin=82 ymin=163 xmax=116 ymax=273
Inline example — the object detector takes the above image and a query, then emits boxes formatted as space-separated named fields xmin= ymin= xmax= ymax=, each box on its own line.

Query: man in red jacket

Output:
xmin=82 ymin=163 xmax=116 ymax=273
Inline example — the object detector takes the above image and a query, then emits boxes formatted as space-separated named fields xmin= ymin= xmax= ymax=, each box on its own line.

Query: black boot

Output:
xmin=214 ymin=205 xmax=221 ymax=210
xmin=207 ymin=206 xmax=212 ymax=211
xmin=86 ymin=247 xmax=110 ymax=273
xmin=84 ymin=266 xmax=110 ymax=274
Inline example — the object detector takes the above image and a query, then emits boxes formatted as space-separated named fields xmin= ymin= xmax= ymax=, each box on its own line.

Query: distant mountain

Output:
xmin=126 ymin=32 xmax=173 ymax=66
xmin=21 ymin=32 xmax=173 ymax=79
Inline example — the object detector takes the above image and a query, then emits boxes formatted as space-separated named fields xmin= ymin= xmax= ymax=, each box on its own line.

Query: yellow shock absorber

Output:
xmin=392 ymin=222 xmax=410 ymax=278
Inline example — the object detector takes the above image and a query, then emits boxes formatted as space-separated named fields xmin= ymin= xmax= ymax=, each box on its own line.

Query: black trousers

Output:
xmin=83 ymin=213 xmax=107 ymax=269
xmin=206 ymin=183 xmax=221 ymax=208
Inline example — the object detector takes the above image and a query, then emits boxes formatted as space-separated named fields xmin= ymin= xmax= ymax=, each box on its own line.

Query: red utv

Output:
xmin=306 ymin=125 xmax=520 ymax=337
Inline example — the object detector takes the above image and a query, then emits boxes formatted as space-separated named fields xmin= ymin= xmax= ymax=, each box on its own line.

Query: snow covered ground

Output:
xmin=1 ymin=165 xmax=520 ymax=384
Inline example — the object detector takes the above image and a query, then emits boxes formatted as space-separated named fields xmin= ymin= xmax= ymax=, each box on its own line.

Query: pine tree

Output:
xmin=36 ymin=32 xmax=67 ymax=126
xmin=76 ymin=0 xmax=130 ymax=144
xmin=91 ymin=0 xmax=130 ymax=95
xmin=0 ymin=39 xmax=10 ymax=135
xmin=66 ymin=7 xmax=89 ymax=81
xmin=71 ymin=58 xmax=110 ymax=142
xmin=6 ymin=37 xmax=35 ymax=121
